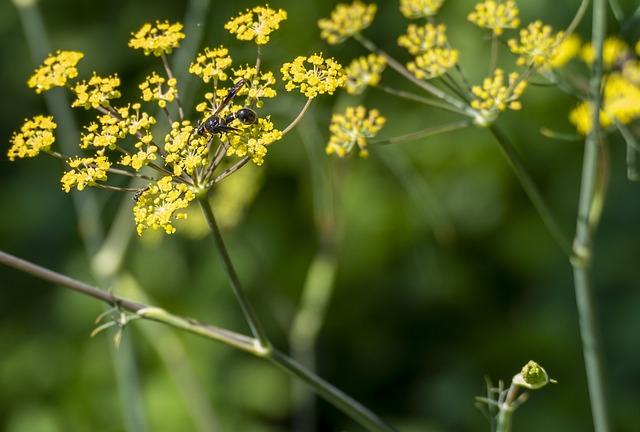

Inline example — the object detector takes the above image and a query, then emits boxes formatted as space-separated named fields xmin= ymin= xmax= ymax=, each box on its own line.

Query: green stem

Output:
xmin=1 ymin=249 xmax=396 ymax=431
xmin=196 ymin=193 xmax=271 ymax=349
xmin=488 ymin=125 xmax=573 ymax=257
xmin=570 ymin=0 xmax=611 ymax=430
xmin=269 ymin=350 xmax=397 ymax=432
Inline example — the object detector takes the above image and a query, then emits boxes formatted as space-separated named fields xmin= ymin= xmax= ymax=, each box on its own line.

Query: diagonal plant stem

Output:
xmin=196 ymin=193 xmax=271 ymax=349
xmin=488 ymin=125 xmax=573 ymax=257
xmin=0 ymin=248 xmax=397 ymax=432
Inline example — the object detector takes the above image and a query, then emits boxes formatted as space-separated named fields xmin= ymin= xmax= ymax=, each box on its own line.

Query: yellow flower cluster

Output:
xmin=581 ymin=36 xmax=629 ymax=69
xmin=189 ymin=47 xmax=233 ymax=83
xmin=72 ymin=73 xmax=122 ymax=109
xmin=399 ymin=0 xmax=444 ymax=19
xmin=281 ymin=54 xmax=346 ymax=99
xmin=407 ymin=48 xmax=459 ymax=80
xmin=345 ymin=54 xmax=386 ymax=95
xmin=471 ymin=69 xmax=527 ymax=125
xmin=61 ymin=155 xmax=112 ymax=192
xmin=128 ymin=21 xmax=185 ymax=56
xmin=224 ymin=6 xmax=287 ymax=45
xmin=163 ymin=121 xmax=207 ymax=177
xmin=548 ymin=34 xmax=581 ymax=69
xmin=569 ymin=73 xmax=640 ymax=135
xmin=133 ymin=176 xmax=195 ymax=235
xmin=508 ymin=21 xmax=565 ymax=68
xmin=318 ymin=1 xmax=377 ymax=45
xmin=398 ymin=23 xmax=448 ymax=56
xmin=468 ymin=0 xmax=520 ymax=36
xmin=27 ymin=50 xmax=83 ymax=93
xmin=237 ymin=69 xmax=278 ymax=105
xmin=326 ymin=105 xmax=385 ymax=158
xmin=226 ymin=117 xmax=282 ymax=166
xmin=139 ymin=72 xmax=178 ymax=108
xmin=8 ymin=115 xmax=57 ymax=160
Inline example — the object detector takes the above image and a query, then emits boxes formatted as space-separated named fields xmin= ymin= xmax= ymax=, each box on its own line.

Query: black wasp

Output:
xmin=195 ymin=78 xmax=257 ymax=137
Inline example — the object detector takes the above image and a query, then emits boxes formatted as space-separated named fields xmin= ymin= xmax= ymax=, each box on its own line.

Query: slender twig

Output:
xmin=196 ymin=193 xmax=271 ymax=349
xmin=371 ymin=120 xmax=472 ymax=146
xmin=488 ymin=125 xmax=573 ymax=257
xmin=282 ymin=97 xmax=313 ymax=136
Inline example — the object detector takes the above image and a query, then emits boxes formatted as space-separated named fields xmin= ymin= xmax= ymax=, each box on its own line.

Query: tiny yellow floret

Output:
xmin=133 ymin=176 xmax=196 ymax=235
xmin=345 ymin=54 xmax=387 ymax=95
xmin=508 ymin=21 xmax=565 ymax=68
xmin=470 ymin=69 xmax=527 ymax=125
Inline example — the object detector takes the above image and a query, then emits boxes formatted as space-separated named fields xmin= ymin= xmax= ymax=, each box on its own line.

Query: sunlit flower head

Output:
xmin=508 ymin=21 xmax=565 ymax=68
xmin=163 ymin=121 xmax=207 ymax=177
xmin=133 ymin=176 xmax=196 ymax=235
xmin=27 ymin=50 xmax=84 ymax=93
xmin=581 ymin=36 xmax=630 ymax=69
xmin=189 ymin=46 xmax=233 ymax=83
xmin=233 ymin=68 xmax=278 ymax=106
xmin=398 ymin=23 xmax=448 ymax=55
xmin=569 ymin=101 xmax=612 ymax=135
xmin=128 ymin=21 xmax=185 ymax=56
xmin=281 ymin=54 xmax=346 ymax=98
xmin=470 ymin=69 xmax=527 ymax=125
xmin=8 ymin=115 xmax=57 ymax=160
xmin=407 ymin=48 xmax=459 ymax=80
xmin=602 ymin=72 xmax=640 ymax=125
xmin=468 ymin=0 xmax=520 ymax=36
xmin=345 ymin=54 xmax=386 ymax=95
xmin=71 ymin=73 xmax=122 ymax=109
xmin=326 ymin=105 xmax=385 ymax=158
xmin=226 ymin=117 xmax=282 ymax=166
xmin=139 ymin=72 xmax=178 ymax=109
xmin=224 ymin=6 xmax=287 ymax=45
xmin=318 ymin=1 xmax=377 ymax=45
xmin=548 ymin=33 xmax=581 ymax=69
xmin=61 ymin=155 xmax=112 ymax=192
xmin=399 ymin=0 xmax=444 ymax=19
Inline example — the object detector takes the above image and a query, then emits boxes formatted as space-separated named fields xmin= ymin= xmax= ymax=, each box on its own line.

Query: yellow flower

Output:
xmin=128 ymin=21 xmax=185 ymax=56
xmin=163 ymin=121 xmax=207 ymax=177
xmin=27 ymin=51 xmax=84 ymax=93
xmin=226 ymin=117 xmax=282 ymax=166
xmin=468 ymin=0 xmax=520 ymax=36
xmin=508 ymin=21 xmax=565 ymax=68
xmin=139 ymin=72 xmax=178 ymax=108
xmin=133 ymin=176 xmax=196 ymax=235
xmin=345 ymin=54 xmax=387 ymax=95
xmin=189 ymin=46 xmax=233 ymax=83
xmin=398 ymin=23 xmax=449 ymax=55
xmin=399 ymin=0 xmax=444 ymax=19
xmin=407 ymin=48 xmax=459 ymax=80
xmin=281 ymin=54 xmax=346 ymax=98
xmin=548 ymin=33 xmax=581 ymax=69
xmin=470 ymin=69 xmax=527 ymax=125
xmin=72 ymin=73 xmax=122 ymax=109
xmin=233 ymin=68 xmax=278 ymax=105
xmin=224 ymin=6 xmax=287 ymax=45
xmin=8 ymin=115 xmax=57 ymax=160
xmin=581 ymin=36 xmax=629 ymax=69
xmin=318 ymin=1 xmax=377 ymax=45
xmin=603 ymin=72 xmax=640 ymax=125
xmin=569 ymin=101 xmax=611 ymax=135
xmin=61 ymin=155 xmax=112 ymax=192
xmin=326 ymin=105 xmax=385 ymax=158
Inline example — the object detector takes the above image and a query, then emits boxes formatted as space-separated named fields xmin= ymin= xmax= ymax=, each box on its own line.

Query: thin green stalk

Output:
xmin=488 ymin=125 xmax=573 ymax=257
xmin=196 ymin=193 xmax=271 ymax=349
xmin=2 ymin=249 xmax=396 ymax=431
xmin=570 ymin=0 xmax=611 ymax=430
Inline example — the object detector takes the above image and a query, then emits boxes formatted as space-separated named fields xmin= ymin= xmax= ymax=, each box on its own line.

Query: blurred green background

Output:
xmin=1 ymin=0 xmax=640 ymax=431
